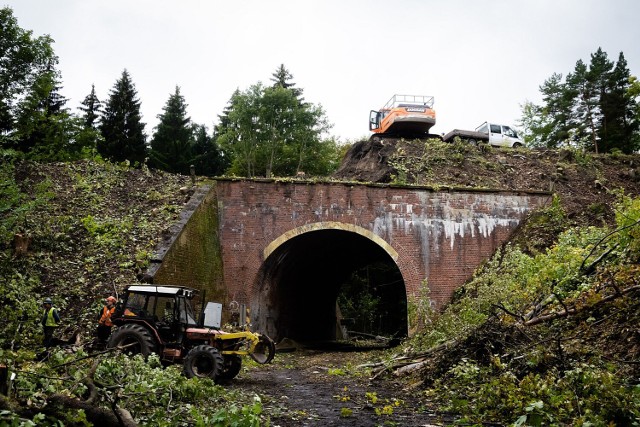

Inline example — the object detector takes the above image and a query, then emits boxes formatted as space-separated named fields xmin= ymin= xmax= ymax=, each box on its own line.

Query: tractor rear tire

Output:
xmin=107 ymin=324 xmax=158 ymax=358
xmin=183 ymin=345 xmax=224 ymax=380
xmin=250 ymin=335 xmax=276 ymax=364
xmin=217 ymin=355 xmax=242 ymax=382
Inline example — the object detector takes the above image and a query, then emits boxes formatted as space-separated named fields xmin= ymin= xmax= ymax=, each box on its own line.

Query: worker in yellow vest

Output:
xmin=41 ymin=297 xmax=60 ymax=347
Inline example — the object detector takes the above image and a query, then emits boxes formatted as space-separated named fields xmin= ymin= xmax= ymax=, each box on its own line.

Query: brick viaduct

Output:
xmin=149 ymin=179 xmax=550 ymax=342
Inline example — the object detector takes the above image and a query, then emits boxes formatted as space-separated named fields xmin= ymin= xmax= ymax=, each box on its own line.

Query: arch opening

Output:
xmin=252 ymin=228 xmax=407 ymax=344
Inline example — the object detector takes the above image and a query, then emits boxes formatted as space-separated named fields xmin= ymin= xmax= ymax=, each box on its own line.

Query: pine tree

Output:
xmin=270 ymin=64 xmax=304 ymax=103
xmin=12 ymin=57 xmax=73 ymax=156
xmin=586 ymin=48 xmax=614 ymax=153
xmin=78 ymin=84 xmax=102 ymax=129
xmin=539 ymin=73 xmax=573 ymax=147
xmin=191 ymin=124 xmax=226 ymax=176
xmin=566 ymin=60 xmax=597 ymax=150
xmin=601 ymin=52 xmax=638 ymax=153
xmin=527 ymin=48 xmax=640 ymax=153
xmin=149 ymin=86 xmax=192 ymax=174
xmin=99 ymin=70 xmax=147 ymax=165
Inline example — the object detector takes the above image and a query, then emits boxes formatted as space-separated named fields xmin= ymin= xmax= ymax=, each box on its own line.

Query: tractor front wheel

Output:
xmin=107 ymin=324 xmax=158 ymax=358
xmin=183 ymin=345 xmax=224 ymax=380
xmin=217 ymin=355 xmax=242 ymax=382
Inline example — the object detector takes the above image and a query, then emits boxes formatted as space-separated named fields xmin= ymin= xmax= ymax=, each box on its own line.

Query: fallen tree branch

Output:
xmin=394 ymin=360 xmax=430 ymax=376
xmin=580 ymin=218 xmax=640 ymax=273
xmin=366 ymin=340 xmax=457 ymax=379
xmin=581 ymin=243 xmax=618 ymax=275
xmin=523 ymin=284 xmax=640 ymax=326
xmin=52 ymin=342 xmax=136 ymax=369
xmin=47 ymin=393 xmax=135 ymax=427
xmin=492 ymin=303 xmax=525 ymax=322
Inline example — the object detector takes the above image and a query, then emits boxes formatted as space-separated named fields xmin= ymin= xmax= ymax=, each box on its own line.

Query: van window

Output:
xmin=502 ymin=126 xmax=517 ymax=138
xmin=490 ymin=124 xmax=501 ymax=133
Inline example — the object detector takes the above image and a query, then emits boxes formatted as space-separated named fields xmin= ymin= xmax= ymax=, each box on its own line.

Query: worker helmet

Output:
xmin=106 ymin=296 xmax=117 ymax=303
xmin=43 ymin=297 xmax=53 ymax=304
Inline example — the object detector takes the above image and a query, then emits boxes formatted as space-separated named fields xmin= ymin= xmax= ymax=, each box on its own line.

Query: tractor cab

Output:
xmin=118 ymin=285 xmax=197 ymax=322
xmin=113 ymin=285 xmax=207 ymax=344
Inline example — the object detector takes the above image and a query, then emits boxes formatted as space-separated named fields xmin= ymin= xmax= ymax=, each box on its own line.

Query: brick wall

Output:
xmin=215 ymin=179 xmax=550 ymax=309
xmin=150 ymin=186 xmax=226 ymax=305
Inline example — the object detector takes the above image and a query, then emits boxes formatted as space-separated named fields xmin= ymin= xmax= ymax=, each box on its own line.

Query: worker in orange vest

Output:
xmin=97 ymin=296 xmax=117 ymax=343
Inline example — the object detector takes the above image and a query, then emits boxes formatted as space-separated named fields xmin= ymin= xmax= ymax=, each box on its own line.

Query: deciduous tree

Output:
xmin=0 ymin=7 xmax=56 ymax=144
xmin=217 ymin=67 xmax=334 ymax=177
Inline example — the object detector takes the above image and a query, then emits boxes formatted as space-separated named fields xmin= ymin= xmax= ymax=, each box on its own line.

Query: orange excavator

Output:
xmin=369 ymin=94 xmax=437 ymax=139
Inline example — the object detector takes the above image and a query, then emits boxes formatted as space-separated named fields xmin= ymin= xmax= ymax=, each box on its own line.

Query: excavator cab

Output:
xmin=370 ymin=94 xmax=436 ymax=138
xmin=369 ymin=110 xmax=383 ymax=131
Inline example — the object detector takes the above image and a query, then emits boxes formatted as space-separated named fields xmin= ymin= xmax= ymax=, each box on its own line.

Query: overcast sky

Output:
xmin=6 ymin=0 xmax=640 ymax=142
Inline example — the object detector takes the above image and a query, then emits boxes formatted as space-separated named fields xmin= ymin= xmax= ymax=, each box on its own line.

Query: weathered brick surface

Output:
xmin=150 ymin=186 xmax=227 ymax=304
xmin=215 ymin=179 xmax=550 ymax=309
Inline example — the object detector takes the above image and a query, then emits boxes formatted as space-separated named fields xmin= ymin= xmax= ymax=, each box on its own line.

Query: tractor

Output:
xmin=107 ymin=284 xmax=275 ymax=382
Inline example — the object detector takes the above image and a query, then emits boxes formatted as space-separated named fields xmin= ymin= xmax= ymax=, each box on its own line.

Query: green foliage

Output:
xmin=406 ymin=280 xmax=434 ymax=333
xmin=78 ymin=84 xmax=102 ymax=129
xmin=149 ymin=89 xmax=226 ymax=177
xmin=149 ymin=86 xmax=193 ymax=174
xmin=0 ymin=156 xmax=54 ymax=245
xmin=613 ymin=193 xmax=640 ymax=261
xmin=4 ymin=352 xmax=269 ymax=426
xmin=435 ymin=360 xmax=640 ymax=425
xmin=0 ymin=160 xmax=191 ymax=350
xmin=190 ymin=123 xmax=227 ymax=176
xmin=81 ymin=215 xmax=133 ymax=249
xmin=99 ymin=69 xmax=147 ymax=166
xmin=0 ymin=7 xmax=56 ymax=140
xmin=414 ymin=220 xmax=611 ymax=351
xmin=337 ymin=262 xmax=405 ymax=336
xmin=523 ymin=48 xmax=639 ymax=153
xmin=411 ymin=194 xmax=640 ymax=424
xmin=389 ymin=139 xmax=481 ymax=186
xmin=339 ymin=407 xmax=353 ymax=418
xmin=0 ymin=8 xmax=94 ymax=162
xmin=216 ymin=65 xmax=335 ymax=178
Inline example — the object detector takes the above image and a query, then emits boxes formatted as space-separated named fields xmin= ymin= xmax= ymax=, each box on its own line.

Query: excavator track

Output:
xmin=369 ymin=133 xmax=442 ymax=143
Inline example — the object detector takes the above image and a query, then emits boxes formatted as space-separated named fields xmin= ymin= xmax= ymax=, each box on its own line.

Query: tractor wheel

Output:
xmin=217 ymin=355 xmax=243 ymax=382
xmin=183 ymin=345 xmax=224 ymax=380
xmin=107 ymin=324 xmax=158 ymax=358
xmin=250 ymin=335 xmax=276 ymax=364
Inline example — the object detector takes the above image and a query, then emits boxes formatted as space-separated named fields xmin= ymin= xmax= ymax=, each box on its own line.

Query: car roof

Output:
xmin=126 ymin=285 xmax=195 ymax=297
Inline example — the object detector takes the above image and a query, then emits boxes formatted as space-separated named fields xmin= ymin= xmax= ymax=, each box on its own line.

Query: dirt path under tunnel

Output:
xmin=230 ymin=349 xmax=450 ymax=426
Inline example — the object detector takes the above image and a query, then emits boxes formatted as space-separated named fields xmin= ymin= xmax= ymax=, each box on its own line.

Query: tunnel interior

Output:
xmin=254 ymin=229 xmax=407 ymax=343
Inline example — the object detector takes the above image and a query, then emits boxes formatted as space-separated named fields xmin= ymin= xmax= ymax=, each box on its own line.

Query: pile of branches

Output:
xmin=365 ymin=219 xmax=640 ymax=385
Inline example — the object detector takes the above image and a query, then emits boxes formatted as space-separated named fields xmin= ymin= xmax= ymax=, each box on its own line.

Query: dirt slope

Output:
xmin=333 ymin=137 xmax=640 ymax=227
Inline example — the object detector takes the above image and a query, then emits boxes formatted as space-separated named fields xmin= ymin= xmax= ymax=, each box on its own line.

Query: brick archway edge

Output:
xmin=263 ymin=221 xmax=399 ymax=262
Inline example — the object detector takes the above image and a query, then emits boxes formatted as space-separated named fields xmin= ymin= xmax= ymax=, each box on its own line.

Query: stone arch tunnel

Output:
xmin=149 ymin=179 xmax=550 ymax=343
